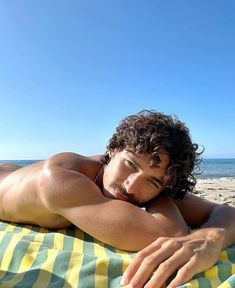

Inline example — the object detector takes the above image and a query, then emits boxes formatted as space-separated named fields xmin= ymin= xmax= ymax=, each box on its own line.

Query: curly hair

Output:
xmin=100 ymin=110 xmax=203 ymax=200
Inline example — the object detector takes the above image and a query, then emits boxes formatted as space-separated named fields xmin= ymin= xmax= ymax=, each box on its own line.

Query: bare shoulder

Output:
xmin=46 ymin=152 xmax=103 ymax=180
xmin=39 ymin=152 xmax=105 ymax=210
xmin=173 ymin=193 xmax=218 ymax=227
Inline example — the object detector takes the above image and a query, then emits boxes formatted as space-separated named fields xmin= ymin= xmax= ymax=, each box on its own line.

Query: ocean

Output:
xmin=1 ymin=158 xmax=235 ymax=179
xmin=196 ymin=158 xmax=235 ymax=179
xmin=0 ymin=160 xmax=41 ymax=167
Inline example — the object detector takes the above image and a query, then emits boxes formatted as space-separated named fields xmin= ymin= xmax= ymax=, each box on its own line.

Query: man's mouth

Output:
xmin=107 ymin=184 xmax=139 ymax=204
xmin=114 ymin=190 xmax=129 ymax=201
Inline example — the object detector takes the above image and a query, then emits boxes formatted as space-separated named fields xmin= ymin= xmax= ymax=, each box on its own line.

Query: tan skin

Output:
xmin=0 ymin=150 xmax=187 ymax=249
xmin=1 ymin=151 xmax=235 ymax=288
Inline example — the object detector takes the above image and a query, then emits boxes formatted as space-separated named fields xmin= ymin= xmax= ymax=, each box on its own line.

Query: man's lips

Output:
xmin=114 ymin=190 xmax=129 ymax=201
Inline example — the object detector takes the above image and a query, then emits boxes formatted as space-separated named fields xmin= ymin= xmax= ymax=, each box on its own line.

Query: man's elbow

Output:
xmin=156 ymin=224 xmax=189 ymax=239
xmin=174 ymin=224 xmax=190 ymax=236
xmin=150 ymin=213 xmax=190 ymax=238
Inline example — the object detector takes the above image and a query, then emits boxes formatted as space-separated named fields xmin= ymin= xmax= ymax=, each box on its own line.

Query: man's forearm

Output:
xmin=76 ymin=199 xmax=188 ymax=251
xmin=146 ymin=195 xmax=189 ymax=237
xmin=200 ymin=204 xmax=235 ymax=248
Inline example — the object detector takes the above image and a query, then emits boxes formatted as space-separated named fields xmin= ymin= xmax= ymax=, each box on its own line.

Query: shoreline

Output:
xmin=194 ymin=177 xmax=235 ymax=207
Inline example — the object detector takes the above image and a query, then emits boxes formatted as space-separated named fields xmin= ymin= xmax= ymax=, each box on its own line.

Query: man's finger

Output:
xmin=143 ymin=246 xmax=193 ymax=288
xmin=121 ymin=238 xmax=166 ymax=286
xmin=124 ymin=249 xmax=170 ymax=288
xmin=167 ymin=256 xmax=203 ymax=288
xmin=123 ymin=240 xmax=185 ymax=288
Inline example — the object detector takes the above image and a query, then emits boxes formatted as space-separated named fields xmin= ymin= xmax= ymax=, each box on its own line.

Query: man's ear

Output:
xmin=108 ymin=149 xmax=116 ymax=158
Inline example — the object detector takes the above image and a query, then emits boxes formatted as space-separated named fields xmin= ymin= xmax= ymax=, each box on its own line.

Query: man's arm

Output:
xmin=145 ymin=195 xmax=189 ymax=234
xmin=39 ymin=153 xmax=188 ymax=251
xmin=121 ymin=194 xmax=235 ymax=287
xmin=175 ymin=193 xmax=235 ymax=248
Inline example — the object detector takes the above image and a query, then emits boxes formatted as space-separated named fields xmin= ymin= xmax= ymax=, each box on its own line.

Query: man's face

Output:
xmin=102 ymin=149 xmax=170 ymax=205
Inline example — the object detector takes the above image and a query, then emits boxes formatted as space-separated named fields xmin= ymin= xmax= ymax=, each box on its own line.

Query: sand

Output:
xmin=194 ymin=177 xmax=235 ymax=207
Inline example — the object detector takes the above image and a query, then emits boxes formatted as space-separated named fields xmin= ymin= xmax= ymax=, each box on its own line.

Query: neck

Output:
xmin=94 ymin=166 xmax=104 ymax=191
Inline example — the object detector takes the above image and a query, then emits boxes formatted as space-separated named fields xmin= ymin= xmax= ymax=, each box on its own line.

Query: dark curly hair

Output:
xmin=100 ymin=110 xmax=203 ymax=200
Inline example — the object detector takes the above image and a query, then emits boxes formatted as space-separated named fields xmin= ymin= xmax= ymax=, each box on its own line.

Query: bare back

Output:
xmin=0 ymin=153 xmax=103 ymax=228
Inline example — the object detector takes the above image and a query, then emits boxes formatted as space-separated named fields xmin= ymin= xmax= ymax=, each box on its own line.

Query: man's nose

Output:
xmin=123 ymin=173 xmax=141 ymax=194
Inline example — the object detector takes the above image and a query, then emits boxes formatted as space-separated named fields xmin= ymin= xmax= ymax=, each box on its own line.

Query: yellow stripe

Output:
xmin=31 ymin=231 xmax=65 ymax=287
xmin=64 ymin=229 xmax=84 ymax=286
xmin=115 ymin=249 xmax=133 ymax=273
xmin=1 ymin=233 xmax=46 ymax=287
xmin=94 ymin=240 xmax=108 ymax=288
xmin=2 ymin=223 xmax=16 ymax=232
xmin=18 ymin=233 xmax=45 ymax=272
xmin=73 ymin=228 xmax=84 ymax=253
xmin=53 ymin=232 xmax=64 ymax=250
xmin=31 ymin=249 xmax=59 ymax=288
xmin=231 ymin=263 xmax=235 ymax=274
xmin=217 ymin=282 xmax=232 ymax=288
xmin=64 ymin=253 xmax=84 ymax=287
xmin=0 ymin=223 xmax=31 ymax=235
xmin=205 ymin=265 xmax=221 ymax=287
xmin=0 ymin=227 xmax=32 ymax=275
xmin=219 ymin=250 xmax=229 ymax=262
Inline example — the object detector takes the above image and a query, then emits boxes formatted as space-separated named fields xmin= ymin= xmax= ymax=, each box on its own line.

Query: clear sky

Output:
xmin=0 ymin=0 xmax=234 ymax=160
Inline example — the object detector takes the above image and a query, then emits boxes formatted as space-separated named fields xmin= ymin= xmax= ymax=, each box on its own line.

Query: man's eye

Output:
xmin=148 ymin=178 xmax=159 ymax=188
xmin=126 ymin=160 xmax=137 ymax=170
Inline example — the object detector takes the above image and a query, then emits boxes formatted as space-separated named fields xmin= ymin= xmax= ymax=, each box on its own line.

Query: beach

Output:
xmin=194 ymin=177 xmax=235 ymax=207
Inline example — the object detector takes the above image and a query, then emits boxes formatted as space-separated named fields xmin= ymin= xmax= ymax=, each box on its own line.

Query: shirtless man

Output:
xmin=1 ymin=110 xmax=235 ymax=288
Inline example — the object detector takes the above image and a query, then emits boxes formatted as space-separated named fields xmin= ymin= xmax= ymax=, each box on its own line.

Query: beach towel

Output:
xmin=0 ymin=220 xmax=234 ymax=288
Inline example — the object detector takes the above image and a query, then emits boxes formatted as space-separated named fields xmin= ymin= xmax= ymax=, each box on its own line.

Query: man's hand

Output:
xmin=121 ymin=227 xmax=225 ymax=288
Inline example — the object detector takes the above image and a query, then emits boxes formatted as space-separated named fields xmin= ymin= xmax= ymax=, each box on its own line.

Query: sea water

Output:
xmin=0 ymin=160 xmax=41 ymax=167
xmin=197 ymin=158 xmax=235 ymax=179
xmin=1 ymin=158 xmax=235 ymax=179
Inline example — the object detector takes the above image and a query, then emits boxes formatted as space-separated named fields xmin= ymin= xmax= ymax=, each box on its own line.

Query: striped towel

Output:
xmin=0 ymin=221 xmax=234 ymax=288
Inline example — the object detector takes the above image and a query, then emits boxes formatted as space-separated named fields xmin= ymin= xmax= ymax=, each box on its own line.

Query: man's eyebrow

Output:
xmin=128 ymin=155 xmax=164 ymax=187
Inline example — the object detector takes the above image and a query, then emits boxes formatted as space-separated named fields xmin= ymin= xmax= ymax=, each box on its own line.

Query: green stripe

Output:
xmin=0 ymin=234 xmax=16 ymax=263
xmin=218 ymin=262 xmax=233 ymax=283
xmin=47 ymin=230 xmax=76 ymax=287
xmin=0 ymin=224 xmax=24 ymax=263
xmin=227 ymin=246 xmax=235 ymax=263
xmin=77 ymin=232 xmax=96 ymax=288
xmin=1 ymin=226 xmax=40 ymax=283
xmin=0 ymin=222 xmax=24 ymax=232
xmin=196 ymin=275 xmax=212 ymax=288
xmin=103 ymin=244 xmax=124 ymax=288
xmin=11 ymin=228 xmax=55 ymax=287
xmin=65 ymin=227 xmax=78 ymax=238
xmin=1 ymin=225 xmax=38 ymax=287
xmin=0 ymin=221 xmax=9 ymax=230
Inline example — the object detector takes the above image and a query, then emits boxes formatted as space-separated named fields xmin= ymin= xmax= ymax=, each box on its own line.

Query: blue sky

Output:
xmin=0 ymin=0 xmax=234 ymax=160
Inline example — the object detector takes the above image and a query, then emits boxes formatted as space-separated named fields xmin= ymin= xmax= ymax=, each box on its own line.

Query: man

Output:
xmin=0 ymin=110 xmax=235 ymax=288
